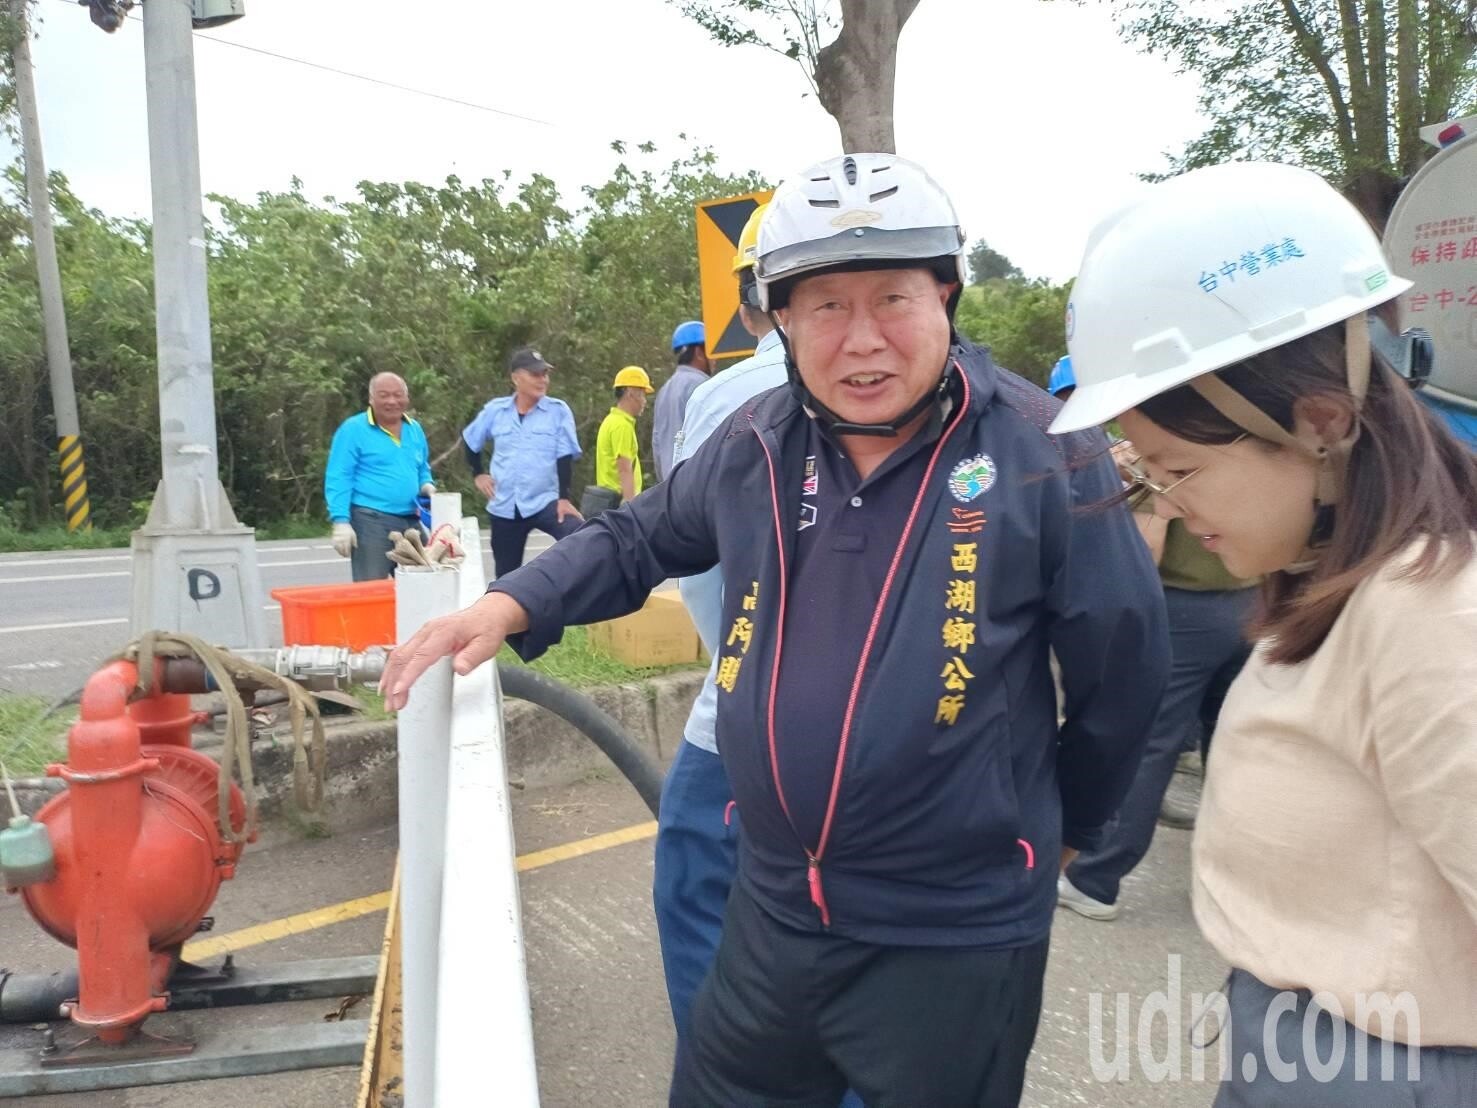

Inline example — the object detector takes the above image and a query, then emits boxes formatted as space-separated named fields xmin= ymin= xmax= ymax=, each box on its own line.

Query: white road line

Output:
xmin=0 ymin=571 xmax=131 ymax=585
xmin=0 ymin=553 xmax=131 ymax=567
xmin=0 ymin=557 xmax=338 ymax=585
xmin=0 ymin=605 xmax=283 ymax=637
xmin=0 ymin=617 xmax=128 ymax=635
xmin=0 ymin=543 xmax=336 ymax=566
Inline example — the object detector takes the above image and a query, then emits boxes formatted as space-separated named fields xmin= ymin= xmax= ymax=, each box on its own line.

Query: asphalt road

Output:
xmin=0 ymin=770 xmax=1224 ymax=1107
xmin=0 ymin=534 xmax=555 ymax=702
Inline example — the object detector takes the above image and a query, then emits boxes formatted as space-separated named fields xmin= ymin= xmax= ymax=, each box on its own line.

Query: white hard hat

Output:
xmin=1051 ymin=161 xmax=1412 ymax=434
xmin=755 ymin=153 xmax=966 ymax=311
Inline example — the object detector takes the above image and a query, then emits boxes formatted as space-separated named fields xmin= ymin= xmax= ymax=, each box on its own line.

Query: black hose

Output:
xmin=496 ymin=663 xmax=663 ymax=817
xmin=0 ymin=968 xmax=76 ymax=1023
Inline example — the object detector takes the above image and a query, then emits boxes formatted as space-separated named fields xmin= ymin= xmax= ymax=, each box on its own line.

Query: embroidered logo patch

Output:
xmin=802 ymin=455 xmax=818 ymax=496
xmin=798 ymin=503 xmax=818 ymax=531
xmin=948 ymin=454 xmax=997 ymax=502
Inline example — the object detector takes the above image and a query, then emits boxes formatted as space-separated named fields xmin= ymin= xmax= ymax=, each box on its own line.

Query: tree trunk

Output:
xmin=1362 ymin=0 xmax=1391 ymax=166
xmin=813 ymin=0 xmax=923 ymax=153
xmin=1394 ymin=0 xmax=1422 ymax=173
xmin=1422 ymin=1 xmax=1477 ymax=134
xmin=1281 ymin=1 xmax=1359 ymax=166
xmin=1343 ymin=166 xmax=1403 ymax=231
xmin=1335 ymin=0 xmax=1379 ymax=167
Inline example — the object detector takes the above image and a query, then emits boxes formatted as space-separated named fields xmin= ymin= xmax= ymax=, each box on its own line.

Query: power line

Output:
xmin=190 ymin=33 xmax=554 ymax=127
xmin=52 ymin=0 xmax=554 ymax=127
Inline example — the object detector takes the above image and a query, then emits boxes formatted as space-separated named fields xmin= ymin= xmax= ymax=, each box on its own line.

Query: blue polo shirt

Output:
xmin=462 ymin=395 xmax=582 ymax=519
xmin=324 ymin=409 xmax=432 ymax=522
xmin=773 ymin=410 xmax=941 ymax=849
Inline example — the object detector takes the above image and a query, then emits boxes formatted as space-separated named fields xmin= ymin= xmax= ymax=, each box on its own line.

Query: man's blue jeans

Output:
xmin=1066 ymin=586 xmax=1255 ymax=905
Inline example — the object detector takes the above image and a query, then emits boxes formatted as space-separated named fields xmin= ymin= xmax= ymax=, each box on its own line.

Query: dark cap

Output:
xmin=508 ymin=346 xmax=553 ymax=374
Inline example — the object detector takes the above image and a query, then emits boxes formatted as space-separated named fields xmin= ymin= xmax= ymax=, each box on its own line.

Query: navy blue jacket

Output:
xmin=493 ymin=341 xmax=1169 ymax=947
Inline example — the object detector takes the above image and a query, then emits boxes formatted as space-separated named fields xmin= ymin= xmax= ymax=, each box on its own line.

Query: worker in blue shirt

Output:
xmin=654 ymin=201 xmax=788 ymax=1028
xmin=462 ymin=346 xmax=584 ymax=578
xmin=324 ymin=372 xmax=435 ymax=581
xmin=381 ymin=154 xmax=1169 ymax=1106
xmin=652 ymin=320 xmax=711 ymax=482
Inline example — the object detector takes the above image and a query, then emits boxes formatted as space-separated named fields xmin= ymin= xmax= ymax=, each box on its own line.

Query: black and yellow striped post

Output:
xmin=58 ymin=435 xmax=91 ymax=532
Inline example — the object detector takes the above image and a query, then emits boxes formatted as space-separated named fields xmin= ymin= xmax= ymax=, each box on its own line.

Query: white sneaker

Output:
xmin=1057 ymin=875 xmax=1121 ymax=921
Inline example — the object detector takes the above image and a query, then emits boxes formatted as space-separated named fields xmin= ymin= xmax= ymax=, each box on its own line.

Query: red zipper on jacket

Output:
xmin=755 ymin=365 xmax=972 ymax=927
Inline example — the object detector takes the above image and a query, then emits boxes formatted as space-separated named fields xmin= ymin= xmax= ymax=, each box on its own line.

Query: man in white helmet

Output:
xmin=380 ymin=153 xmax=1168 ymax=1105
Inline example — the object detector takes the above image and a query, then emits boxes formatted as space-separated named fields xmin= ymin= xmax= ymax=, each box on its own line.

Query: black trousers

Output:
xmin=487 ymin=502 xmax=580 ymax=579
xmin=671 ymin=885 xmax=1050 ymax=1108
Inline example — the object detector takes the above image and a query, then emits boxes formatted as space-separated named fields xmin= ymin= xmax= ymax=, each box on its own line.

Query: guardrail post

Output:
xmin=393 ymin=566 xmax=459 ymax=1108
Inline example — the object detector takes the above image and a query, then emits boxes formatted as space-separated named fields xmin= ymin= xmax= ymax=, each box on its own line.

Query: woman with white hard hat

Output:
xmin=1053 ymin=160 xmax=1477 ymax=1104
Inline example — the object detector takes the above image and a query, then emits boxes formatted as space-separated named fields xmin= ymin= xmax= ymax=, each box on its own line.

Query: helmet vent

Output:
xmin=808 ymin=197 xmax=841 ymax=208
xmin=869 ymin=186 xmax=898 ymax=202
xmin=842 ymin=156 xmax=858 ymax=184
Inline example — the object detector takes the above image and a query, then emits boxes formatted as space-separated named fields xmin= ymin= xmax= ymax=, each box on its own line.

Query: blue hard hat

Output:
xmin=671 ymin=320 xmax=705 ymax=351
xmin=1048 ymin=355 xmax=1076 ymax=397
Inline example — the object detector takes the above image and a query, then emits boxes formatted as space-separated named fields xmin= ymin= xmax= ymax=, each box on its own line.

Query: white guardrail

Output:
xmin=394 ymin=494 xmax=541 ymax=1106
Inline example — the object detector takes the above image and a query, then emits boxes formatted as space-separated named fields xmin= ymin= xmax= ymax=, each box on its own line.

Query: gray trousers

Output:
xmin=1214 ymin=968 xmax=1477 ymax=1106
xmin=349 ymin=504 xmax=418 ymax=582
xmin=1066 ymin=586 xmax=1255 ymax=905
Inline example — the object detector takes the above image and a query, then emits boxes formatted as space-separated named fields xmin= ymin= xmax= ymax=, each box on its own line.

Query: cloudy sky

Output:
xmin=12 ymin=0 xmax=1205 ymax=282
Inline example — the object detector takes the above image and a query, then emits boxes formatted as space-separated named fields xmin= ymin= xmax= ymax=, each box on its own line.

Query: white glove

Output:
xmin=331 ymin=522 xmax=357 ymax=558
xmin=420 ymin=482 xmax=436 ymax=497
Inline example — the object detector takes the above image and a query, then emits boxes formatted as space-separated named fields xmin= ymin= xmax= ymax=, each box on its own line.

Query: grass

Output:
xmin=0 ymin=514 xmax=329 ymax=554
xmin=345 ymin=624 xmax=704 ymax=719
xmin=496 ymin=625 xmax=705 ymax=686
xmin=254 ymin=516 xmax=333 ymax=541
xmin=0 ymin=523 xmax=135 ymax=553
xmin=0 ymin=695 xmax=73 ymax=779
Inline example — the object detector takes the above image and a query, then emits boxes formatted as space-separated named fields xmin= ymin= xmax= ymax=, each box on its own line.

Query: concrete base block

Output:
xmin=13 ymin=671 xmax=704 ymax=840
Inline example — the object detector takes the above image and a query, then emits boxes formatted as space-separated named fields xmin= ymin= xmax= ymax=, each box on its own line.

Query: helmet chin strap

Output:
xmin=770 ymin=314 xmax=955 ymax=437
xmin=1187 ymin=315 xmax=1371 ymax=574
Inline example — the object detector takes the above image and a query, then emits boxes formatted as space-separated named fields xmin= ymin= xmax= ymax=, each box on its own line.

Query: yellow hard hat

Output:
xmin=612 ymin=365 xmax=653 ymax=393
xmin=731 ymin=202 xmax=769 ymax=274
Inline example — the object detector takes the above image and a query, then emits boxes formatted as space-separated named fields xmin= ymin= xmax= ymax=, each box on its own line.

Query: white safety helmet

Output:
xmin=1051 ymin=161 xmax=1412 ymax=435
xmin=754 ymin=153 xmax=966 ymax=312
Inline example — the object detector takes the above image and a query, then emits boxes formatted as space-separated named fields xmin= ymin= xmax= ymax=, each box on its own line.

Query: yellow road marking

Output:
xmin=182 ymin=819 xmax=659 ymax=961
xmin=512 ymin=819 xmax=657 ymax=873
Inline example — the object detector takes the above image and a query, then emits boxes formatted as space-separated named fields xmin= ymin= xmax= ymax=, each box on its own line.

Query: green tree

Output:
xmin=966 ymin=239 xmax=1024 ymax=284
xmin=667 ymin=0 xmax=924 ymax=151
xmin=0 ymin=144 xmax=770 ymax=530
xmin=954 ymin=279 xmax=1072 ymax=388
xmin=1081 ymin=0 xmax=1477 ymax=223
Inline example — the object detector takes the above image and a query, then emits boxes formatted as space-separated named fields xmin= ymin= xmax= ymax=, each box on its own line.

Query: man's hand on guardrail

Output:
xmin=380 ymin=591 xmax=530 ymax=712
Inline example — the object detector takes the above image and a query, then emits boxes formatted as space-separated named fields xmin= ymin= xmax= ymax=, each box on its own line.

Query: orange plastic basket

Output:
xmin=271 ymin=580 xmax=396 ymax=651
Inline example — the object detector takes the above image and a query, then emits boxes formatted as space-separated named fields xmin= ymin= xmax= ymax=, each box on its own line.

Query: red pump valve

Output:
xmin=9 ymin=659 xmax=251 ymax=1044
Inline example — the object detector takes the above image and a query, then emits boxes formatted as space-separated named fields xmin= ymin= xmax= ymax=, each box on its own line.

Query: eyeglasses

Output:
xmin=1118 ymin=434 xmax=1247 ymax=515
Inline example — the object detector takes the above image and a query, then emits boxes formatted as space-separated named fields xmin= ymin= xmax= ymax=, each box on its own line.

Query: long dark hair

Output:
xmin=1137 ymin=321 xmax=1477 ymax=665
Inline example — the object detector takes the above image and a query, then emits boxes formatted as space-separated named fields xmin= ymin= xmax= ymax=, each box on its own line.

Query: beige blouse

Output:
xmin=1193 ymin=541 xmax=1477 ymax=1046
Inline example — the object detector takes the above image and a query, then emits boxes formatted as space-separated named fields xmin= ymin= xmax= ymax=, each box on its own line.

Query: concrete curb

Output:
xmin=12 ymin=671 xmax=703 ymax=841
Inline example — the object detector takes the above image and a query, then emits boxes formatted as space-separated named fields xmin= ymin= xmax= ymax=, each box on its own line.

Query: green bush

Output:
xmin=0 ymin=147 xmax=768 ymax=531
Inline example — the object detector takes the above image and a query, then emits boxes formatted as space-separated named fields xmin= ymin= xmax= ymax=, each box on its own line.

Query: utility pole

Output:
xmin=8 ymin=0 xmax=92 ymax=531
xmin=130 ymin=0 xmax=265 ymax=646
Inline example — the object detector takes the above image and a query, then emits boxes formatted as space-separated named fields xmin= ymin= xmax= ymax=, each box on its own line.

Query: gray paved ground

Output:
xmin=0 ymin=536 xmax=538 ymax=701
xmin=0 ymin=768 xmax=1221 ymax=1107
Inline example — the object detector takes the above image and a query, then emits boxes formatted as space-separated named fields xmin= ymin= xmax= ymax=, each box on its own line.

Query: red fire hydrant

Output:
xmin=12 ymin=658 xmax=251 ymax=1045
